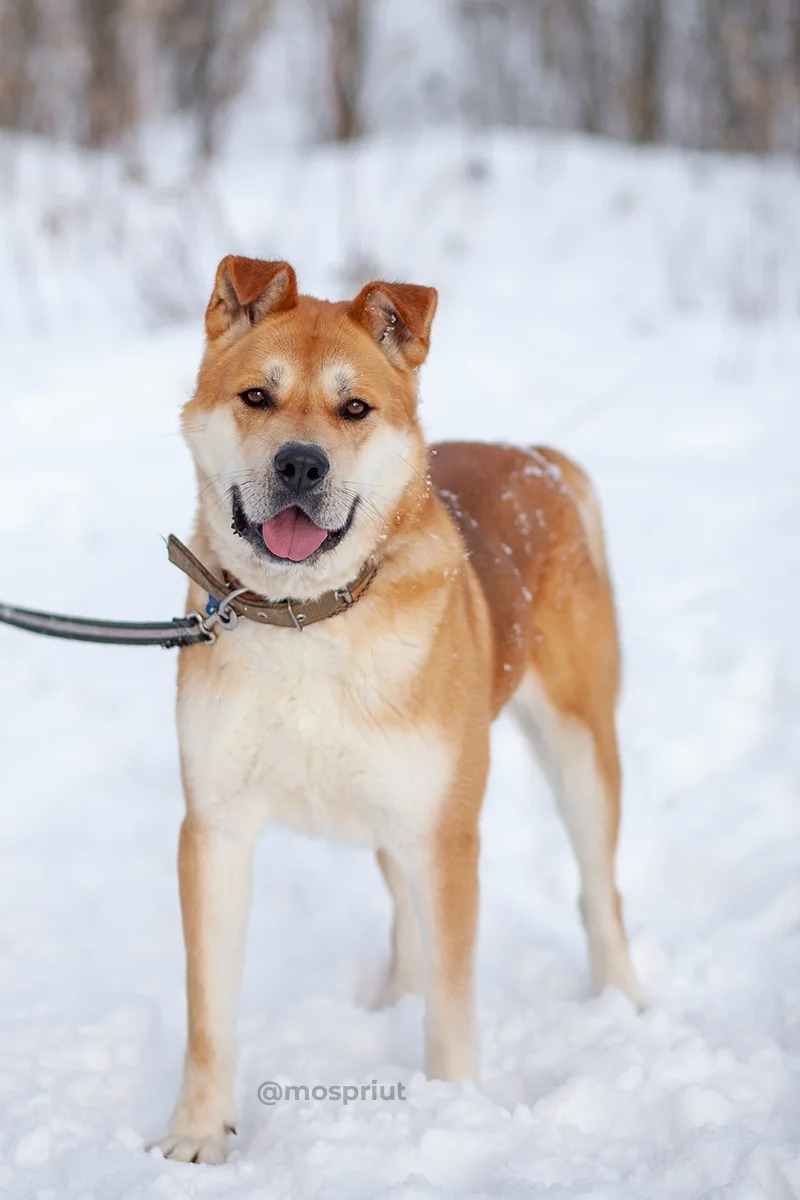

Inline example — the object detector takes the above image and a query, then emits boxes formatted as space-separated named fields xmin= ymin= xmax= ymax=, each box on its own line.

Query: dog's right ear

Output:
xmin=205 ymin=256 xmax=298 ymax=342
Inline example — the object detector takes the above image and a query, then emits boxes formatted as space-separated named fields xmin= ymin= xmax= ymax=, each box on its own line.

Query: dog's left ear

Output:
xmin=348 ymin=281 xmax=438 ymax=368
xmin=206 ymin=256 xmax=298 ymax=341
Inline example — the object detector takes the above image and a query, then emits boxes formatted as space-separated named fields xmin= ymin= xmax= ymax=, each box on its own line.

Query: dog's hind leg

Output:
xmin=515 ymin=670 xmax=640 ymax=1004
xmin=512 ymin=474 xmax=641 ymax=1005
xmin=372 ymin=850 xmax=425 ymax=1008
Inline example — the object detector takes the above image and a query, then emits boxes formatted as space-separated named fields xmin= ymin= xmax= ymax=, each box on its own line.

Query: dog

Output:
xmin=150 ymin=256 xmax=640 ymax=1163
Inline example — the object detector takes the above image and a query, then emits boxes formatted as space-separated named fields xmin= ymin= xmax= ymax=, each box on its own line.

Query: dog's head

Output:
xmin=184 ymin=257 xmax=437 ymax=599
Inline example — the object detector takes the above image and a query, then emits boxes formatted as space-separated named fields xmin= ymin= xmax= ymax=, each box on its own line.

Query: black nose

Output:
xmin=273 ymin=442 xmax=330 ymax=494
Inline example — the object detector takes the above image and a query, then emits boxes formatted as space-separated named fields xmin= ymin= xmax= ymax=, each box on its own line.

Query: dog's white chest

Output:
xmin=179 ymin=618 xmax=451 ymax=849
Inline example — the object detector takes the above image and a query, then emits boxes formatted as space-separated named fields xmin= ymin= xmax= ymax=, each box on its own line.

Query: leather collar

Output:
xmin=167 ymin=535 xmax=378 ymax=631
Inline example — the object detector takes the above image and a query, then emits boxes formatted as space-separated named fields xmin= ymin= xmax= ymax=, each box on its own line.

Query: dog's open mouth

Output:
xmin=231 ymin=487 xmax=356 ymax=563
xmin=261 ymin=508 xmax=328 ymax=561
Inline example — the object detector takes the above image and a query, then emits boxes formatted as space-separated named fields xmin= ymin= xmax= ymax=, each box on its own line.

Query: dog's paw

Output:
xmin=594 ymin=971 xmax=648 ymax=1015
xmin=369 ymin=973 xmax=423 ymax=1011
xmin=147 ymin=1122 xmax=235 ymax=1165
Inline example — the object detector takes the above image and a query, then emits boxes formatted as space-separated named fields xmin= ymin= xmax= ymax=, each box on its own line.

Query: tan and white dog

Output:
xmin=151 ymin=256 xmax=640 ymax=1164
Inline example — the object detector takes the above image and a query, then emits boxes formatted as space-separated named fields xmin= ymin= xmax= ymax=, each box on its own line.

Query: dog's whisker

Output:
xmin=338 ymin=479 xmax=400 ymax=492
xmin=395 ymin=452 xmax=427 ymax=485
xmin=196 ymin=471 xmax=255 ymax=507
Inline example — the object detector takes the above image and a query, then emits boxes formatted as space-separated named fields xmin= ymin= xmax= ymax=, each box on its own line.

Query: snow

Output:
xmin=4 ymin=129 xmax=800 ymax=338
xmin=1 ymin=130 xmax=799 ymax=1198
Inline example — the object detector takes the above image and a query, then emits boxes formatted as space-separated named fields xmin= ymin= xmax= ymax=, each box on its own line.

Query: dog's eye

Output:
xmin=239 ymin=387 xmax=271 ymax=409
xmin=341 ymin=398 xmax=371 ymax=420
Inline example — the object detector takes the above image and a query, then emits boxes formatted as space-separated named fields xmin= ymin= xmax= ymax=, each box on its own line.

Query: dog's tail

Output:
xmin=533 ymin=446 xmax=609 ymax=576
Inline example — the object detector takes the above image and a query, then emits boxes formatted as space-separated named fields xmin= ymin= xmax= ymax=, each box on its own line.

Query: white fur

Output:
xmin=572 ymin=478 xmax=607 ymax=574
xmin=186 ymin=405 xmax=248 ymax=485
xmin=372 ymin=853 xmax=425 ymax=1008
xmin=513 ymin=670 xmax=640 ymax=1002
xmin=179 ymin=615 xmax=453 ymax=850
xmin=321 ymin=361 xmax=357 ymax=394
xmin=262 ymin=356 xmax=295 ymax=391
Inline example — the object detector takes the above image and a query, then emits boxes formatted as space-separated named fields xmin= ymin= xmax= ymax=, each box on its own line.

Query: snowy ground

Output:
xmin=0 ymin=132 xmax=799 ymax=1198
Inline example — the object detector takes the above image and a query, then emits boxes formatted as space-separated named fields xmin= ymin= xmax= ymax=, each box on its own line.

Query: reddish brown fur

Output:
xmin=430 ymin=440 xmax=623 ymax=846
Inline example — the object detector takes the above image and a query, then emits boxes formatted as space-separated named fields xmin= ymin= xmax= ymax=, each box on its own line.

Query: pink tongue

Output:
xmin=261 ymin=508 xmax=329 ymax=562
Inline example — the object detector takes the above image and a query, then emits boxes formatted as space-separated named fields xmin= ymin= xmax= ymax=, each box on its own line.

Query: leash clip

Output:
xmin=193 ymin=585 xmax=249 ymax=643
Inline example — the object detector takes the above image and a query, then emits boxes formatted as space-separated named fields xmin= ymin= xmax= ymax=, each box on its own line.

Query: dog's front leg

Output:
xmin=150 ymin=814 xmax=254 ymax=1164
xmin=410 ymin=814 xmax=481 ymax=1084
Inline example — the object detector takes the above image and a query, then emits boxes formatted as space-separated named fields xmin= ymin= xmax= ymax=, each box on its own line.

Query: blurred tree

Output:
xmin=158 ymin=0 xmax=275 ymax=158
xmin=0 ymin=1 xmax=40 ymax=132
xmin=78 ymin=0 xmax=131 ymax=146
xmin=319 ymin=0 xmax=367 ymax=141
xmin=0 ymin=0 xmax=273 ymax=158
xmin=0 ymin=0 xmax=798 ymax=158
xmin=628 ymin=0 xmax=664 ymax=144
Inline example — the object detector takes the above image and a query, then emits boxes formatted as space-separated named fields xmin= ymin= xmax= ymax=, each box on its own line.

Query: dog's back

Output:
xmin=430 ymin=440 xmax=620 ymax=719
